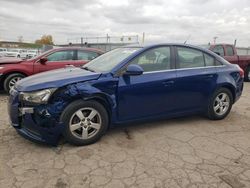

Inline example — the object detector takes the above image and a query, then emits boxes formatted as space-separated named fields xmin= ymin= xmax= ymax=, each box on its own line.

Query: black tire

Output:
xmin=207 ymin=88 xmax=233 ymax=120
xmin=245 ymin=66 xmax=250 ymax=82
xmin=60 ymin=100 xmax=109 ymax=146
xmin=3 ymin=73 xmax=25 ymax=93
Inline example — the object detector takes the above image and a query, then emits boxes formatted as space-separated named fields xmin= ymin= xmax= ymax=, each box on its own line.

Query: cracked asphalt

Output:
xmin=0 ymin=83 xmax=250 ymax=188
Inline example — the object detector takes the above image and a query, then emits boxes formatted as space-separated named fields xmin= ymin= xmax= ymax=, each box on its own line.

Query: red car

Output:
xmin=209 ymin=44 xmax=250 ymax=81
xmin=0 ymin=47 xmax=103 ymax=92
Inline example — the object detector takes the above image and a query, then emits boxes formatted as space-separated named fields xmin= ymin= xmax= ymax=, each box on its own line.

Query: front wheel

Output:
xmin=207 ymin=88 xmax=233 ymax=120
xmin=60 ymin=100 xmax=109 ymax=146
xmin=4 ymin=73 xmax=25 ymax=93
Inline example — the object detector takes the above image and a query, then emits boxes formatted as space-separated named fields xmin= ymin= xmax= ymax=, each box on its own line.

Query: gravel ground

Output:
xmin=0 ymin=83 xmax=250 ymax=188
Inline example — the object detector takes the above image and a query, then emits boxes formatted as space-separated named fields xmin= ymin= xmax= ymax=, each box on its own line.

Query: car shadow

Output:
xmin=108 ymin=115 xmax=205 ymax=137
xmin=16 ymin=114 xmax=205 ymax=152
xmin=0 ymin=91 xmax=7 ymax=96
xmin=59 ymin=115 xmax=205 ymax=150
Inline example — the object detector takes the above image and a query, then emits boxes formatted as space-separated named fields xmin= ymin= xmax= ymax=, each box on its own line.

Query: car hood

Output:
xmin=0 ymin=58 xmax=23 ymax=64
xmin=16 ymin=67 xmax=102 ymax=92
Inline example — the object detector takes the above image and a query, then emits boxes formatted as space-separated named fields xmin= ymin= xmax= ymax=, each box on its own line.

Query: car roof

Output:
xmin=120 ymin=43 xmax=215 ymax=55
xmin=52 ymin=47 xmax=104 ymax=54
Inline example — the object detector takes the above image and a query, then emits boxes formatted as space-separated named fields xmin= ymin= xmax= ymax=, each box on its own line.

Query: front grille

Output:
xmin=9 ymin=88 xmax=42 ymax=139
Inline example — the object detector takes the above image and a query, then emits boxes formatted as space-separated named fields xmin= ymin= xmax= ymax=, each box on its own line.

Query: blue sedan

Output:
xmin=8 ymin=44 xmax=244 ymax=146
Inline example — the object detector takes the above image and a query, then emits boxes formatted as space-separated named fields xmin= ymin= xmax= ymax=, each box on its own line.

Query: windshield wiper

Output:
xmin=82 ymin=66 xmax=95 ymax=72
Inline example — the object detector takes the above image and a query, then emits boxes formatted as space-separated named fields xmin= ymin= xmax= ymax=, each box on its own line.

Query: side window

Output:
xmin=225 ymin=46 xmax=234 ymax=56
xmin=215 ymin=60 xmax=222 ymax=66
xmin=204 ymin=53 xmax=215 ymax=66
xmin=78 ymin=51 xmax=99 ymax=61
xmin=47 ymin=50 xmax=74 ymax=62
xmin=212 ymin=45 xmax=225 ymax=56
xmin=177 ymin=47 xmax=205 ymax=68
xmin=129 ymin=47 xmax=171 ymax=72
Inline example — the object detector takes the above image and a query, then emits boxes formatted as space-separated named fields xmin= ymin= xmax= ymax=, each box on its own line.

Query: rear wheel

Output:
xmin=60 ymin=100 xmax=109 ymax=146
xmin=4 ymin=73 xmax=25 ymax=93
xmin=207 ymin=88 xmax=233 ymax=120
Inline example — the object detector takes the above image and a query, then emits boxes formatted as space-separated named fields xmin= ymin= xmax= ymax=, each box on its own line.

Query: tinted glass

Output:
xmin=204 ymin=53 xmax=215 ymax=66
xmin=177 ymin=47 xmax=205 ymax=68
xmin=225 ymin=46 xmax=234 ymax=56
xmin=129 ymin=47 xmax=171 ymax=72
xmin=47 ymin=50 xmax=74 ymax=61
xmin=215 ymin=60 xmax=223 ymax=66
xmin=78 ymin=51 xmax=99 ymax=61
xmin=212 ymin=45 xmax=225 ymax=56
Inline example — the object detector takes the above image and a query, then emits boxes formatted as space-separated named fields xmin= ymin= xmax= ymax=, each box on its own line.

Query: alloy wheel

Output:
xmin=8 ymin=76 xmax=22 ymax=89
xmin=69 ymin=107 xmax=102 ymax=140
xmin=213 ymin=92 xmax=230 ymax=116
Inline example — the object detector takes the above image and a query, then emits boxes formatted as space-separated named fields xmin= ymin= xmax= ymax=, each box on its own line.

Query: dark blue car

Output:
xmin=8 ymin=44 xmax=244 ymax=146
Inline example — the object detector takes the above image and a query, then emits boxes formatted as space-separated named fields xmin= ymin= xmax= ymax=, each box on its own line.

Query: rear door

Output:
xmin=35 ymin=50 xmax=76 ymax=73
xmin=174 ymin=46 xmax=217 ymax=111
xmin=73 ymin=50 xmax=100 ymax=67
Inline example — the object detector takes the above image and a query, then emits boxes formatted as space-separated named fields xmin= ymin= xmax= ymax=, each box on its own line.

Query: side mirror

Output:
xmin=40 ymin=57 xmax=48 ymax=64
xmin=124 ymin=64 xmax=143 ymax=76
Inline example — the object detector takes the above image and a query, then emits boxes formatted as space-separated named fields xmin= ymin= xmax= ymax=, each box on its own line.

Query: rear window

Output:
xmin=212 ymin=45 xmax=225 ymax=56
xmin=78 ymin=51 xmax=99 ymax=61
xmin=204 ymin=54 xmax=215 ymax=66
xmin=225 ymin=46 xmax=234 ymax=56
xmin=177 ymin=47 xmax=205 ymax=68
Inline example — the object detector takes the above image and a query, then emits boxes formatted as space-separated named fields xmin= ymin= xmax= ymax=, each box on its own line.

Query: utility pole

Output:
xmin=106 ymin=34 xmax=109 ymax=43
xmin=213 ymin=36 xmax=218 ymax=44
xmin=80 ymin=37 xmax=83 ymax=47
xmin=184 ymin=35 xmax=191 ymax=44
xmin=142 ymin=32 xmax=145 ymax=45
xmin=234 ymin=39 xmax=237 ymax=47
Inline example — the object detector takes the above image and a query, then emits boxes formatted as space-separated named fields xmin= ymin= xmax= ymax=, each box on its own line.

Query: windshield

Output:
xmin=83 ymin=47 xmax=141 ymax=72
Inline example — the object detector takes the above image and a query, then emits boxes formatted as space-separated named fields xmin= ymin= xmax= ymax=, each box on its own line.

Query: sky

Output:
xmin=0 ymin=0 xmax=250 ymax=47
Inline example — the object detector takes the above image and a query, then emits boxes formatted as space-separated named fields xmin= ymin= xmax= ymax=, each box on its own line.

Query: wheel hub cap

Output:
xmin=213 ymin=92 xmax=230 ymax=116
xmin=69 ymin=107 xmax=102 ymax=140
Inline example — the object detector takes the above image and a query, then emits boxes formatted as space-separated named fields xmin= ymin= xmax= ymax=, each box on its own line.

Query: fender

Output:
xmin=31 ymin=79 xmax=118 ymax=130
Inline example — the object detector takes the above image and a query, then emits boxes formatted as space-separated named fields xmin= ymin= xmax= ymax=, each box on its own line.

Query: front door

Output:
xmin=117 ymin=46 xmax=177 ymax=121
xmin=34 ymin=50 xmax=76 ymax=73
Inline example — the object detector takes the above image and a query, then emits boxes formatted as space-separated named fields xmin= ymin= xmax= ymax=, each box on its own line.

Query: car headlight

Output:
xmin=20 ymin=88 xmax=57 ymax=104
xmin=0 ymin=66 xmax=4 ymax=70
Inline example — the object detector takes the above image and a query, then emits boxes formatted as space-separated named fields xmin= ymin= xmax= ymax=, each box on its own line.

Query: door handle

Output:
xmin=162 ymin=80 xmax=175 ymax=86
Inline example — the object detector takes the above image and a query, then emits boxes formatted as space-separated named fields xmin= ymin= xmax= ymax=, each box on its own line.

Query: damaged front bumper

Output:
xmin=8 ymin=88 xmax=64 ymax=146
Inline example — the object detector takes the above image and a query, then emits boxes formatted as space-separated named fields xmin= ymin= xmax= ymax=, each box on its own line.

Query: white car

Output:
xmin=0 ymin=48 xmax=7 ymax=57
xmin=5 ymin=49 xmax=27 ymax=58
xmin=20 ymin=50 xmax=38 ymax=59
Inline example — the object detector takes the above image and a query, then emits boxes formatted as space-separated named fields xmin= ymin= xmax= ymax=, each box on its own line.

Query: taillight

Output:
xmin=239 ymin=67 xmax=244 ymax=78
